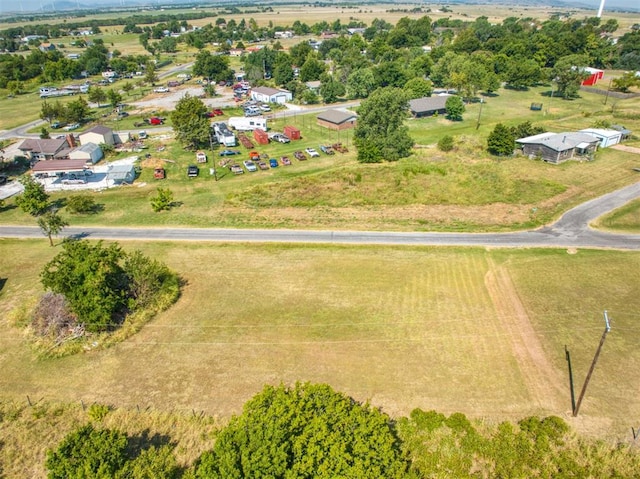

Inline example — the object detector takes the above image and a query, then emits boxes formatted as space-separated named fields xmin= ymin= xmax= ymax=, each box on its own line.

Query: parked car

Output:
xmin=280 ymin=156 xmax=292 ymax=166
xmin=305 ymin=147 xmax=320 ymax=158
xmin=243 ymin=160 xmax=257 ymax=172
xmin=51 ymin=121 xmax=62 ymax=129
xmin=187 ymin=165 xmax=199 ymax=177
xmin=320 ymin=145 xmax=335 ymax=155
xmin=258 ymin=161 xmax=269 ymax=170
xmin=153 ymin=87 xmax=169 ymax=93
xmin=269 ymin=158 xmax=278 ymax=168
xmin=230 ymin=164 xmax=244 ymax=174
xmin=148 ymin=117 xmax=164 ymax=125
xmin=294 ymin=151 xmax=307 ymax=161
xmin=196 ymin=151 xmax=207 ymax=163
xmin=219 ymin=149 xmax=241 ymax=156
xmin=212 ymin=108 xmax=224 ymax=116
xmin=64 ymin=123 xmax=80 ymax=131
xmin=260 ymin=104 xmax=271 ymax=112
xmin=138 ymin=130 xmax=148 ymax=139
xmin=154 ymin=167 xmax=165 ymax=179
xmin=269 ymin=133 xmax=290 ymax=144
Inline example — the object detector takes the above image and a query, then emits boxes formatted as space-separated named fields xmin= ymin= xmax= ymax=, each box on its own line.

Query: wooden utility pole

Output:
xmin=573 ymin=311 xmax=611 ymax=417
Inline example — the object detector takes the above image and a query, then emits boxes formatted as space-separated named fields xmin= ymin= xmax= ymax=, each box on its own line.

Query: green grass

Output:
xmin=596 ymin=197 xmax=640 ymax=233
xmin=1 ymin=241 xmax=639 ymax=446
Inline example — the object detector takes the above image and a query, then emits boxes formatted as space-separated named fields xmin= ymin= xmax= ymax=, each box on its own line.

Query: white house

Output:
xmin=579 ymin=128 xmax=623 ymax=148
xmin=69 ymin=143 xmax=103 ymax=164
xmin=79 ymin=125 xmax=114 ymax=146
xmin=250 ymin=86 xmax=292 ymax=104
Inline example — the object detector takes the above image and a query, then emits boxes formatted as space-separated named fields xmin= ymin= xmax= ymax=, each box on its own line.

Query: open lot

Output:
xmin=1 ymin=240 xmax=639 ymax=443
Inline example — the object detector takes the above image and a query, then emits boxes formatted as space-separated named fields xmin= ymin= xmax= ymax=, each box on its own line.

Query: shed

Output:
xmin=580 ymin=67 xmax=605 ymax=86
xmin=69 ymin=143 xmax=103 ymax=164
xmin=79 ymin=125 xmax=115 ymax=146
xmin=610 ymin=125 xmax=632 ymax=141
xmin=284 ymin=125 xmax=301 ymax=140
xmin=106 ymin=164 xmax=136 ymax=185
xmin=408 ymin=95 xmax=451 ymax=118
xmin=316 ymin=110 xmax=357 ymax=131
xmin=250 ymin=86 xmax=292 ymax=104
xmin=579 ymin=128 xmax=623 ymax=148
xmin=253 ymin=128 xmax=269 ymax=145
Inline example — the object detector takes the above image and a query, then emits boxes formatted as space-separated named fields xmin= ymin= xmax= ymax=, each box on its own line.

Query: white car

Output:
xmin=64 ymin=123 xmax=80 ymax=131
xmin=153 ymin=87 xmax=169 ymax=93
xmin=305 ymin=148 xmax=320 ymax=158
xmin=243 ymin=160 xmax=257 ymax=172
xmin=259 ymin=104 xmax=271 ymax=112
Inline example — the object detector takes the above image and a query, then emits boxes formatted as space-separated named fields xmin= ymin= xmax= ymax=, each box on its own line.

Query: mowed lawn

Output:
xmin=1 ymin=240 xmax=639 ymax=439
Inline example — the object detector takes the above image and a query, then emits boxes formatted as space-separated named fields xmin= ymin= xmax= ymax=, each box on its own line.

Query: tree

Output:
xmin=487 ymin=123 xmax=516 ymax=156
xmin=144 ymin=60 xmax=158 ymax=85
xmin=192 ymin=50 xmax=233 ymax=82
xmin=404 ymin=77 xmax=433 ymax=99
xmin=193 ymin=383 xmax=408 ymax=479
xmin=353 ymin=87 xmax=413 ymax=163
xmin=107 ymin=89 xmax=123 ymax=109
xmin=445 ymin=96 xmax=465 ymax=121
xmin=46 ymin=424 xmax=128 ymax=478
xmin=88 ymin=85 xmax=107 ymax=107
xmin=115 ymin=445 xmax=181 ymax=479
xmin=170 ymin=94 xmax=210 ymax=150
xmin=40 ymin=100 xmax=63 ymax=124
xmin=299 ymin=54 xmax=326 ymax=82
xmin=552 ymin=55 xmax=590 ymax=99
xmin=66 ymin=193 xmax=97 ymax=214
xmin=150 ymin=187 xmax=174 ymax=212
xmin=62 ymin=97 xmax=90 ymax=124
xmin=37 ymin=209 xmax=68 ymax=246
xmin=16 ymin=175 xmax=49 ymax=216
xmin=41 ymin=240 xmax=128 ymax=332
xmin=612 ymin=71 xmax=640 ymax=93
xmin=319 ymin=76 xmax=346 ymax=103
xmin=122 ymin=82 xmax=134 ymax=96
xmin=40 ymin=127 xmax=50 ymax=139
xmin=346 ymin=68 xmax=376 ymax=99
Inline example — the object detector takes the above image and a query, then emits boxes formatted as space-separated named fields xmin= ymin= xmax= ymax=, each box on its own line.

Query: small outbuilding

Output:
xmin=253 ymin=128 xmax=269 ymax=145
xmin=79 ymin=125 xmax=115 ymax=146
xmin=284 ymin=125 xmax=301 ymax=140
xmin=579 ymin=128 xmax=623 ymax=148
xmin=316 ymin=110 xmax=357 ymax=131
xmin=106 ymin=164 xmax=136 ymax=185
xmin=610 ymin=125 xmax=632 ymax=141
xmin=69 ymin=143 xmax=103 ymax=164
xmin=408 ymin=95 xmax=451 ymax=118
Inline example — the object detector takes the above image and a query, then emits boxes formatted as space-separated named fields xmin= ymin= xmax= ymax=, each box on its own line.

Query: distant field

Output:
xmin=1 ymin=240 xmax=639 ymax=443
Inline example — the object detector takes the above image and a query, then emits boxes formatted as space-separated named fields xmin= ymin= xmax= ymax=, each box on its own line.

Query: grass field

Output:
xmin=1 ymin=240 xmax=639 ymax=447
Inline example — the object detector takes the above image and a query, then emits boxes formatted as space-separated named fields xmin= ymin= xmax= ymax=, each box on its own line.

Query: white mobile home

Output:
xmin=228 ymin=116 xmax=268 ymax=131
xmin=579 ymin=128 xmax=623 ymax=148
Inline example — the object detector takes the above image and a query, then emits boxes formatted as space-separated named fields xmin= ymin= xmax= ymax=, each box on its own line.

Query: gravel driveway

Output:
xmin=131 ymin=85 xmax=238 ymax=111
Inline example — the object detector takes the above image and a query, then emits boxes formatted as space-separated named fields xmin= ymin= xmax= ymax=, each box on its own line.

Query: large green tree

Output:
xmin=41 ymin=240 xmax=128 ymax=332
xmin=170 ymin=94 xmax=210 ymax=150
xmin=445 ymin=95 xmax=465 ymax=121
xmin=353 ymin=87 xmax=413 ymax=163
xmin=192 ymin=50 xmax=233 ymax=82
xmin=551 ymin=54 xmax=590 ymax=99
xmin=193 ymin=383 xmax=408 ymax=478
xmin=487 ymin=123 xmax=516 ymax=156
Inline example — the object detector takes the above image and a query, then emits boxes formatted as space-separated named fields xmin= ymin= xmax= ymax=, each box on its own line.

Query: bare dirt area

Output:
xmin=611 ymin=144 xmax=640 ymax=155
xmin=131 ymin=85 xmax=238 ymax=112
xmin=484 ymin=260 xmax=567 ymax=413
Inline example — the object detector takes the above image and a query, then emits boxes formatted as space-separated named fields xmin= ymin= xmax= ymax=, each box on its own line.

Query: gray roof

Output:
xmin=409 ymin=95 xmax=451 ymax=113
xmin=80 ymin=125 xmax=113 ymax=136
xmin=316 ymin=109 xmax=357 ymax=125
xmin=611 ymin=125 xmax=632 ymax=135
xmin=516 ymin=132 xmax=600 ymax=152
xmin=106 ymin=164 xmax=135 ymax=181
xmin=252 ymin=86 xmax=288 ymax=96
xmin=75 ymin=142 xmax=101 ymax=154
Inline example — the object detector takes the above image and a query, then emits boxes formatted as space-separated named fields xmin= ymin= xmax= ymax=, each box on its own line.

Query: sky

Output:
xmin=1 ymin=0 xmax=638 ymax=15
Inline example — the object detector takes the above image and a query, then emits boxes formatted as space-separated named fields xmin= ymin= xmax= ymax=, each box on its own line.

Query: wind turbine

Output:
xmin=596 ymin=0 xmax=606 ymax=18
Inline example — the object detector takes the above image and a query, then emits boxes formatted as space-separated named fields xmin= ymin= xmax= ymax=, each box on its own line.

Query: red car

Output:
xmin=148 ymin=117 xmax=164 ymax=125
xmin=213 ymin=108 xmax=224 ymax=116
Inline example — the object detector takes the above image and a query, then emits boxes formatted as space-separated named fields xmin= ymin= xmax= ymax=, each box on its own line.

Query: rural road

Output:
xmin=1 ymin=181 xmax=639 ymax=250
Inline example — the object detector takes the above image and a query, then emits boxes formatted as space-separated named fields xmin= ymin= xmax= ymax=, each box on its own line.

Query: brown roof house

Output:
xmin=18 ymin=137 xmax=73 ymax=161
xmin=79 ymin=125 xmax=115 ymax=146
xmin=316 ymin=109 xmax=357 ymax=131
xmin=516 ymin=132 xmax=600 ymax=164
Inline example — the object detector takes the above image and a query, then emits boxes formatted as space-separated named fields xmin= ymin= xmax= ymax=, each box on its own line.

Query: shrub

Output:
xmin=438 ymin=135 xmax=455 ymax=151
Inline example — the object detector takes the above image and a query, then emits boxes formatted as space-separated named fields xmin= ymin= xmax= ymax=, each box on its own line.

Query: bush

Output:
xmin=438 ymin=135 xmax=455 ymax=151
xmin=66 ymin=193 xmax=97 ymax=214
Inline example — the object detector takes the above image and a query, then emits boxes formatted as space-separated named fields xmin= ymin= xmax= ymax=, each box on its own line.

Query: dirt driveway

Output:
xmin=131 ymin=85 xmax=238 ymax=112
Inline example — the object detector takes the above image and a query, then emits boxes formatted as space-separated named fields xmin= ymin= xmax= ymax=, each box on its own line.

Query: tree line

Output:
xmin=42 ymin=382 xmax=640 ymax=478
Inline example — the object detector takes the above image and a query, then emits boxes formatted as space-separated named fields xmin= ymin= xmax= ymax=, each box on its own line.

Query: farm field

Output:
xmin=1 ymin=240 xmax=639 ymax=443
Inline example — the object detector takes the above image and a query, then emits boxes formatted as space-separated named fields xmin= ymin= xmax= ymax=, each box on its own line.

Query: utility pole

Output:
xmin=573 ymin=311 xmax=611 ymax=417
xmin=475 ymin=98 xmax=484 ymax=130
xmin=604 ymin=78 xmax=613 ymax=106
xmin=209 ymin=130 xmax=217 ymax=181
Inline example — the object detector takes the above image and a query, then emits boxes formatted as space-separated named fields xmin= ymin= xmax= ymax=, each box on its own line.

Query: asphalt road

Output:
xmin=1 ymin=181 xmax=639 ymax=250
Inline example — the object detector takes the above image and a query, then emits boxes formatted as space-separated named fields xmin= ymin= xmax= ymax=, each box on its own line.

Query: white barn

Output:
xmin=250 ymin=86 xmax=292 ymax=104
xmin=579 ymin=128 xmax=623 ymax=148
